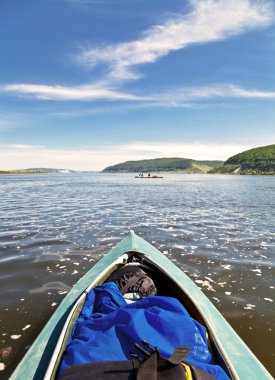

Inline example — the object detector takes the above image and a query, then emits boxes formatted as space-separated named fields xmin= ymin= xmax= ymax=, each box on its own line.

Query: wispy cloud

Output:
xmin=224 ymin=85 xmax=275 ymax=98
xmin=0 ymin=118 xmax=16 ymax=131
xmin=149 ymin=84 xmax=275 ymax=107
xmin=1 ymin=1 xmax=274 ymax=103
xmin=0 ymin=142 xmax=255 ymax=171
xmin=1 ymin=83 xmax=138 ymax=101
xmin=0 ymin=144 xmax=46 ymax=150
xmin=107 ymin=142 xmax=253 ymax=161
xmin=2 ymin=82 xmax=275 ymax=103
xmin=78 ymin=0 xmax=275 ymax=81
xmin=0 ymin=114 xmax=33 ymax=131
xmin=63 ymin=0 xmax=109 ymax=7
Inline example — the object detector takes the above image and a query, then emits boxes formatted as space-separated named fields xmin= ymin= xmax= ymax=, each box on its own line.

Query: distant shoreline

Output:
xmin=1 ymin=170 xmax=274 ymax=175
xmin=0 ymin=170 xmax=48 ymax=174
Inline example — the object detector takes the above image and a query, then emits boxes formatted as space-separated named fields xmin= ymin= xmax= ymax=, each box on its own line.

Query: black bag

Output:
xmin=60 ymin=342 xmax=216 ymax=380
xmin=107 ymin=266 xmax=157 ymax=297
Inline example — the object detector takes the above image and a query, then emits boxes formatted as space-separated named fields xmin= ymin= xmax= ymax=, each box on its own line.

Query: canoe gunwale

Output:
xmin=44 ymin=253 xmax=130 ymax=380
xmin=45 ymin=293 xmax=87 ymax=380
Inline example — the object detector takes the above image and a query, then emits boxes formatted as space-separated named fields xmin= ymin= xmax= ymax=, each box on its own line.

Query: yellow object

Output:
xmin=181 ymin=362 xmax=193 ymax=380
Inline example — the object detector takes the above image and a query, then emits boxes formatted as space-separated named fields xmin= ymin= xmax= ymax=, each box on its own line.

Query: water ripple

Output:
xmin=0 ymin=173 xmax=274 ymax=378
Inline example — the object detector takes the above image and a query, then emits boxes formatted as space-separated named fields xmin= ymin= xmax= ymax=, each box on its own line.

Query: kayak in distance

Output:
xmin=134 ymin=175 xmax=163 ymax=178
xmin=135 ymin=173 xmax=163 ymax=179
xmin=10 ymin=231 xmax=273 ymax=380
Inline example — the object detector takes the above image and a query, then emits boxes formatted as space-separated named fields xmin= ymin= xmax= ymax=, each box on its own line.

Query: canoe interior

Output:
xmin=45 ymin=251 xmax=230 ymax=379
xmin=121 ymin=256 xmax=207 ymax=325
xmin=111 ymin=256 xmax=229 ymax=371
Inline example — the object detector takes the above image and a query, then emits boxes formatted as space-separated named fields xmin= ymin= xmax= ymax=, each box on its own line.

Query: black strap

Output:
xmin=135 ymin=343 xmax=189 ymax=380
xmin=137 ymin=351 xmax=157 ymax=380
xmin=134 ymin=342 xmax=217 ymax=380
xmin=166 ymin=347 xmax=190 ymax=364
xmin=190 ymin=365 xmax=217 ymax=380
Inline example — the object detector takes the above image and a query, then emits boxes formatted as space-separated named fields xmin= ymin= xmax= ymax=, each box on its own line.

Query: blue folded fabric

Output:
xmin=58 ymin=282 xmax=229 ymax=380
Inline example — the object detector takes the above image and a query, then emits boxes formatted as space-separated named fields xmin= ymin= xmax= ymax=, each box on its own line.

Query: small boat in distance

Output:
xmin=135 ymin=172 xmax=163 ymax=179
xmin=135 ymin=175 xmax=163 ymax=178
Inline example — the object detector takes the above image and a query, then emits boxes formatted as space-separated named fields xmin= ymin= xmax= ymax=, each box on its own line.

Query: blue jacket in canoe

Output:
xmin=58 ymin=282 xmax=229 ymax=380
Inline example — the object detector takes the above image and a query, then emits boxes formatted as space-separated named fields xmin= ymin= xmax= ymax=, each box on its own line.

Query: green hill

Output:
xmin=209 ymin=144 xmax=275 ymax=175
xmin=102 ymin=158 xmax=223 ymax=174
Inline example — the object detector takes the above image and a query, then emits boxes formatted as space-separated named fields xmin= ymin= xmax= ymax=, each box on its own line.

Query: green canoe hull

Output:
xmin=10 ymin=231 xmax=273 ymax=380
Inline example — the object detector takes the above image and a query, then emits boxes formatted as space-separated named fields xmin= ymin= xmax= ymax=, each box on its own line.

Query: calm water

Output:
xmin=0 ymin=173 xmax=274 ymax=378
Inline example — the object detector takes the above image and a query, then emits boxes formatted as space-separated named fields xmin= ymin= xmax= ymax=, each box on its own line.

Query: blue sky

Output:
xmin=0 ymin=0 xmax=274 ymax=170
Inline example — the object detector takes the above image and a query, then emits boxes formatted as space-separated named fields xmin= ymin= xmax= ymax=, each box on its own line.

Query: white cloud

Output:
xmin=149 ymin=84 xmax=275 ymax=106
xmin=0 ymin=142 xmax=255 ymax=171
xmin=63 ymin=0 xmax=105 ymax=7
xmin=78 ymin=0 xmax=275 ymax=81
xmin=113 ymin=142 xmax=253 ymax=161
xmin=1 ymin=1 xmax=274 ymax=103
xmin=2 ymin=82 xmax=275 ymax=103
xmin=0 ymin=144 xmax=45 ymax=150
xmin=1 ymin=83 xmax=137 ymax=101
xmin=225 ymin=85 xmax=275 ymax=98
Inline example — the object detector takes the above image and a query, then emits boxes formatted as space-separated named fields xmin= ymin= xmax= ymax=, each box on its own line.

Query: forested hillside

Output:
xmin=209 ymin=145 xmax=275 ymax=174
